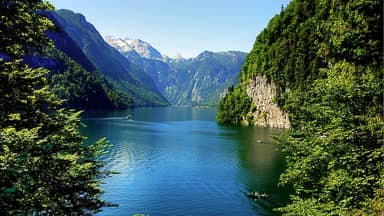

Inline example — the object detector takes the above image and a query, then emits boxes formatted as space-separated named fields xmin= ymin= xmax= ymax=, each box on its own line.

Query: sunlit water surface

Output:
xmin=82 ymin=107 xmax=290 ymax=215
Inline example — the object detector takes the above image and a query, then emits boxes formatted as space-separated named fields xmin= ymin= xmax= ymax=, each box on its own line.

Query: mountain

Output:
xmin=217 ymin=0 xmax=382 ymax=127
xmin=25 ymin=48 xmax=133 ymax=110
xmin=104 ymin=36 xmax=162 ymax=60
xmin=165 ymin=51 xmax=247 ymax=105
xmin=217 ymin=0 xmax=382 ymax=215
xmin=49 ymin=9 xmax=169 ymax=106
xmin=105 ymin=37 xmax=247 ymax=105
xmin=22 ymin=11 xmax=132 ymax=110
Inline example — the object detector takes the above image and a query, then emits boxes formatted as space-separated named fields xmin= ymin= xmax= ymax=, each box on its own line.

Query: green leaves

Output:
xmin=218 ymin=0 xmax=383 ymax=214
xmin=217 ymin=85 xmax=252 ymax=125
xmin=0 ymin=0 xmax=114 ymax=214
xmin=277 ymin=60 xmax=383 ymax=214
xmin=0 ymin=0 xmax=54 ymax=59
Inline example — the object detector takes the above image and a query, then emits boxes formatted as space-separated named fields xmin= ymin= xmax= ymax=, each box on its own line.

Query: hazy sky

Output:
xmin=49 ymin=0 xmax=291 ymax=58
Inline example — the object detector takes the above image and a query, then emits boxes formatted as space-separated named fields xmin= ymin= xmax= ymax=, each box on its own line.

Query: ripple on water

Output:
xmin=83 ymin=108 xmax=289 ymax=216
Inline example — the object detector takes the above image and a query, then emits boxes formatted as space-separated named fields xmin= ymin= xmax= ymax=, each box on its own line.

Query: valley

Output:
xmin=1 ymin=0 xmax=382 ymax=215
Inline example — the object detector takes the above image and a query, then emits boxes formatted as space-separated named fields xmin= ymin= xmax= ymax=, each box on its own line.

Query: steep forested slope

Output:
xmin=217 ymin=0 xmax=383 ymax=214
xmin=218 ymin=0 xmax=382 ymax=125
xmin=50 ymin=9 xmax=169 ymax=106
xmin=23 ymin=13 xmax=133 ymax=110
xmin=24 ymin=48 xmax=133 ymax=110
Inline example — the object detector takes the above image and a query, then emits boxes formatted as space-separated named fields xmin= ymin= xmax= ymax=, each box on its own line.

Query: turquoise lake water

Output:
xmin=82 ymin=107 xmax=290 ymax=215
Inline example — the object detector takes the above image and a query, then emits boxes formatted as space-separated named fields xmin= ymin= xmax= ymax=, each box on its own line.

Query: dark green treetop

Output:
xmin=217 ymin=0 xmax=383 ymax=214
xmin=0 ymin=0 xmax=114 ymax=214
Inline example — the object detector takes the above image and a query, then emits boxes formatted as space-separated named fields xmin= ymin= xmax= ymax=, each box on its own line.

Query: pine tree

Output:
xmin=0 ymin=0 xmax=113 ymax=214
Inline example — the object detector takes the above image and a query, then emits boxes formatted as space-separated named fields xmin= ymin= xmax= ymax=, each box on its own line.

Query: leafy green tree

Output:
xmin=217 ymin=0 xmax=383 ymax=214
xmin=274 ymin=1 xmax=383 ymax=214
xmin=217 ymin=86 xmax=252 ymax=125
xmin=0 ymin=0 xmax=113 ymax=214
xmin=277 ymin=61 xmax=383 ymax=215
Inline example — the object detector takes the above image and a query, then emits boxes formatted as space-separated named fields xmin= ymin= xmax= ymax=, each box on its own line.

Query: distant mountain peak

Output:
xmin=51 ymin=10 xmax=169 ymax=106
xmin=196 ymin=50 xmax=214 ymax=58
xmin=105 ymin=36 xmax=248 ymax=105
xmin=104 ymin=36 xmax=162 ymax=60
xmin=173 ymin=53 xmax=184 ymax=60
xmin=196 ymin=50 xmax=247 ymax=59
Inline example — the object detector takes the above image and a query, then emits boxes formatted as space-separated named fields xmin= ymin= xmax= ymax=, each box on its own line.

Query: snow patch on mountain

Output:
xmin=104 ymin=36 xmax=162 ymax=60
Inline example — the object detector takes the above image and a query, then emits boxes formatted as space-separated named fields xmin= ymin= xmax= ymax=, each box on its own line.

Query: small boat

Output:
xmin=247 ymin=192 xmax=260 ymax=199
xmin=126 ymin=114 xmax=132 ymax=120
xmin=247 ymin=192 xmax=268 ymax=199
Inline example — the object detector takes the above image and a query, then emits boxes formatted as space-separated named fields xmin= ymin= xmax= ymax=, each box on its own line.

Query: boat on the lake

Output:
xmin=247 ymin=192 xmax=268 ymax=199
xmin=126 ymin=114 xmax=132 ymax=120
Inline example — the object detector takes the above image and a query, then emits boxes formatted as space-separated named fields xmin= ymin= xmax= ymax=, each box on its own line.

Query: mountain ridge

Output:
xmin=106 ymin=36 xmax=247 ymax=105
xmin=104 ymin=36 xmax=163 ymax=60
xmin=50 ymin=9 xmax=169 ymax=106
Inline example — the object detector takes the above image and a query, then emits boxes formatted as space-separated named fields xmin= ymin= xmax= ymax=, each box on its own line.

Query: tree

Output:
xmin=274 ymin=1 xmax=383 ymax=214
xmin=216 ymin=0 xmax=383 ymax=214
xmin=217 ymin=86 xmax=252 ymax=125
xmin=0 ymin=0 xmax=113 ymax=214
xmin=276 ymin=62 xmax=383 ymax=215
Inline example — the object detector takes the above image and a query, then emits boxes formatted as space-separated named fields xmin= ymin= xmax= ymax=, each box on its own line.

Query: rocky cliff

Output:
xmin=245 ymin=76 xmax=290 ymax=128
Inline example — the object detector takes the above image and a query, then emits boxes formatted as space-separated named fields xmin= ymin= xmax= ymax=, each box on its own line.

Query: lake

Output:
xmin=82 ymin=107 xmax=290 ymax=215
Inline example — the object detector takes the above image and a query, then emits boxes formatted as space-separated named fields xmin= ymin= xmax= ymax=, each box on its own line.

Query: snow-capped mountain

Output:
xmin=47 ymin=10 xmax=169 ymax=107
xmin=104 ymin=36 xmax=162 ymax=60
xmin=106 ymin=36 xmax=247 ymax=105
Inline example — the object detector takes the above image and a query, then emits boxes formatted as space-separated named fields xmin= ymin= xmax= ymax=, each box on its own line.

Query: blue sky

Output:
xmin=49 ymin=0 xmax=291 ymax=58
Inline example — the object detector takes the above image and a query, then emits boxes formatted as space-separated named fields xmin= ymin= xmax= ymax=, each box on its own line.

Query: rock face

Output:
xmin=246 ymin=76 xmax=290 ymax=128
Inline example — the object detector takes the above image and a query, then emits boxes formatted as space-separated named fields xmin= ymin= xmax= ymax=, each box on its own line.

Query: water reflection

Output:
xmin=233 ymin=126 xmax=291 ymax=214
xmin=81 ymin=107 xmax=290 ymax=215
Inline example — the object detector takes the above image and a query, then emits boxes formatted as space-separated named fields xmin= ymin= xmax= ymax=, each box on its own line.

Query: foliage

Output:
xmin=50 ymin=9 xmax=169 ymax=107
xmin=217 ymin=86 xmax=252 ymax=125
xmin=242 ymin=0 xmax=382 ymax=89
xmin=217 ymin=0 xmax=383 ymax=124
xmin=217 ymin=0 xmax=383 ymax=214
xmin=0 ymin=0 xmax=54 ymax=59
xmin=45 ymin=48 xmax=134 ymax=110
xmin=0 ymin=0 xmax=113 ymax=214
xmin=277 ymin=61 xmax=383 ymax=215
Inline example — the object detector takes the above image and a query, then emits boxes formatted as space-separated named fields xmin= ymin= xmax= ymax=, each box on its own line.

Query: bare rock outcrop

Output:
xmin=245 ymin=76 xmax=290 ymax=128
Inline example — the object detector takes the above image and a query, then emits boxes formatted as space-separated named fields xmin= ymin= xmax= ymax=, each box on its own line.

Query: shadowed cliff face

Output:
xmin=49 ymin=9 xmax=169 ymax=106
xmin=246 ymin=76 xmax=290 ymax=128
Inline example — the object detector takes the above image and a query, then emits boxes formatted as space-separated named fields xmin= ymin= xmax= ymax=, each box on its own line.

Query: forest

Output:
xmin=0 ymin=1 xmax=113 ymax=214
xmin=0 ymin=0 xmax=383 ymax=215
xmin=218 ymin=0 xmax=383 ymax=214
